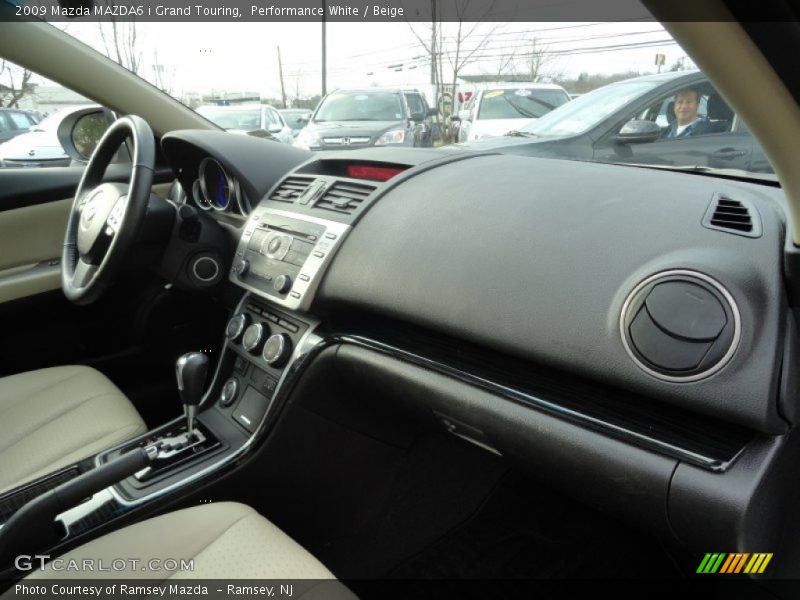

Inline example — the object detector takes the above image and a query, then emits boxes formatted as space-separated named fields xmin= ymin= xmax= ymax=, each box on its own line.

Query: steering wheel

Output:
xmin=62 ymin=115 xmax=155 ymax=305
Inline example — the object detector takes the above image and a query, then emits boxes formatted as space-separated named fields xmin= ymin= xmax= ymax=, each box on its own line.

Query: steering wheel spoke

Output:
xmin=71 ymin=258 xmax=98 ymax=290
xmin=61 ymin=115 xmax=154 ymax=305
xmin=105 ymin=195 xmax=127 ymax=234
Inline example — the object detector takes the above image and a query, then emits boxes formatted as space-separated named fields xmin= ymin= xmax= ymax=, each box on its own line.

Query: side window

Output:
xmin=271 ymin=109 xmax=284 ymax=127
xmin=405 ymin=93 xmax=425 ymax=117
xmin=8 ymin=112 xmax=33 ymax=130
xmin=0 ymin=59 xmax=112 ymax=169
xmin=633 ymin=83 xmax=733 ymax=140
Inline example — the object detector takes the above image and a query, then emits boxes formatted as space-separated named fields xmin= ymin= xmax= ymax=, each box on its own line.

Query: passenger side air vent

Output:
xmin=314 ymin=180 xmax=376 ymax=215
xmin=702 ymin=193 xmax=761 ymax=238
xmin=269 ymin=176 xmax=315 ymax=203
xmin=621 ymin=270 xmax=740 ymax=382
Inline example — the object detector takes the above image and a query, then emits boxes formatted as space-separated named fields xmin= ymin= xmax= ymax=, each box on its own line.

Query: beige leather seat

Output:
xmin=0 ymin=365 xmax=146 ymax=494
xmin=24 ymin=502 xmax=357 ymax=598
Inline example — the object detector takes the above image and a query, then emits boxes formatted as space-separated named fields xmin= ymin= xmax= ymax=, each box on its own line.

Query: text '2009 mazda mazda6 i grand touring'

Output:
xmin=0 ymin=0 xmax=800 ymax=598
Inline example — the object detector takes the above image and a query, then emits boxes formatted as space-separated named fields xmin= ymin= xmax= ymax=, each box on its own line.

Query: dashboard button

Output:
xmin=262 ymin=333 xmax=293 ymax=367
xmin=312 ymin=251 xmax=325 ymax=258
xmin=233 ymin=259 xmax=249 ymax=278
xmin=298 ymin=274 xmax=310 ymax=282
xmin=274 ymin=274 xmax=292 ymax=294
xmin=225 ymin=313 xmax=250 ymax=343
xmin=290 ymin=292 xmax=301 ymax=299
xmin=242 ymin=322 xmax=270 ymax=354
xmin=219 ymin=377 xmax=239 ymax=407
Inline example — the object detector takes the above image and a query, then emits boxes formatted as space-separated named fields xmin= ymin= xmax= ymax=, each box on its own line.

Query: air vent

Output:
xmin=621 ymin=270 xmax=740 ymax=382
xmin=269 ymin=176 xmax=315 ymax=203
xmin=314 ymin=180 xmax=376 ymax=215
xmin=702 ymin=193 xmax=762 ymax=238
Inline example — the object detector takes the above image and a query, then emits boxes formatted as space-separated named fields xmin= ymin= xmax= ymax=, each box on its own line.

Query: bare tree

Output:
xmin=98 ymin=2 xmax=142 ymax=75
xmin=150 ymin=48 xmax=175 ymax=95
xmin=408 ymin=0 xmax=498 ymax=117
xmin=443 ymin=0 xmax=497 ymax=114
xmin=407 ymin=0 xmax=445 ymax=115
xmin=0 ymin=60 xmax=34 ymax=108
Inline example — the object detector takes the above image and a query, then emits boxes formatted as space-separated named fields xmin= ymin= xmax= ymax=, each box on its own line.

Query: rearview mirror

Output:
xmin=615 ymin=119 xmax=661 ymax=144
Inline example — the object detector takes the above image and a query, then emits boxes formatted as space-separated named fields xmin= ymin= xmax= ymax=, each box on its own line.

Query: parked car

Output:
xmin=0 ymin=107 xmax=40 ymax=145
xmin=294 ymin=88 xmax=437 ymax=150
xmin=278 ymin=108 xmax=313 ymax=138
xmin=454 ymin=83 xmax=571 ymax=142
xmin=0 ymin=104 xmax=98 ymax=167
xmin=454 ymin=70 xmax=771 ymax=173
xmin=196 ymin=104 xmax=294 ymax=144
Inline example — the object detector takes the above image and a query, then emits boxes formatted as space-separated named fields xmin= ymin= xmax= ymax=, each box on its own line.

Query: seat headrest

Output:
xmin=707 ymin=94 xmax=734 ymax=120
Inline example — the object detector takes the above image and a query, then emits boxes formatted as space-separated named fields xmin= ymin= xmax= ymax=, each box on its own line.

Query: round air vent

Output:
xmin=620 ymin=270 xmax=740 ymax=382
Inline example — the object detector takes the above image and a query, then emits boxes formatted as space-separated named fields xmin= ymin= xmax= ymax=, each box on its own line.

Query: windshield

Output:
xmin=314 ymin=92 xmax=404 ymax=122
xmin=0 ymin=19 xmax=775 ymax=177
xmin=280 ymin=111 xmax=310 ymax=130
xmin=521 ymin=80 xmax=661 ymax=136
xmin=196 ymin=107 xmax=262 ymax=130
xmin=478 ymin=89 xmax=570 ymax=120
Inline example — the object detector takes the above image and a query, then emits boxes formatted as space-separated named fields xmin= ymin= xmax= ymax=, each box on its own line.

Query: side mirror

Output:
xmin=615 ymin=119 xmax=661 ymax=144
xmin=268 ymin=123 xmax=282 ymax=133
xmin=57 ymin=107 xmax=112 ymax=161
xmin=450 ymin=115 xmax=461 ymax=122
xmin=298 ymin=115 xmax=310 ymax=125
xmin=458 ymin=109 xmax=471 ymax=122
xmin=428 ymin=107 xmax=438 ymax=117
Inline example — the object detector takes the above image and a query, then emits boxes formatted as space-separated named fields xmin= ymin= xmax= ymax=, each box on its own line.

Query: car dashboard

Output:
xmin=158 ymin=129 xmax=800 ymax=563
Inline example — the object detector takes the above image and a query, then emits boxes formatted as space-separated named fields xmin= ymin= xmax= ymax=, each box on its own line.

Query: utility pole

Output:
xmin=430 ymin=0 xmax=437 ymax=86
xmin=277 ymin=45 xmax=287 ymax=108
xmin=321 ymin=0 xmax=327 ymax=96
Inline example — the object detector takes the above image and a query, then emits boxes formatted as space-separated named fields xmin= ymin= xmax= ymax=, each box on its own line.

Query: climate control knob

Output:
xmin=274 ymin=274 xmax=292 ymax=294
xmin=242 ymin=322 xmax=270 ymax=355
xmin=219 ymin=377 xmax=239 ymax=407
xmin=262 ymin=333 xmax=293 ymax=367
xmin=233 ymin=259 xmax=249 ymax=278
xmin=225 ymin=313 xmax=250 ymax=343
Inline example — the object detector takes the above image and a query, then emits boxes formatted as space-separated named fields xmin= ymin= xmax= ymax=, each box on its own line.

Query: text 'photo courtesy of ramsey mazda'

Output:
xmin=1 ymin=0 xmax=800 ymax=598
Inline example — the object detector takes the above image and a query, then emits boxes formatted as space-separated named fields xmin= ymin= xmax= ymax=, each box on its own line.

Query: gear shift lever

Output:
xmin=176 ymin=352 xmax=209 ymax=434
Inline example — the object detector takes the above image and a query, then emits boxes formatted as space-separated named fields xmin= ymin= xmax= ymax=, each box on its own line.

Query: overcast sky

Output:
xmin=53 ymin=21 xmax=689 ymax=100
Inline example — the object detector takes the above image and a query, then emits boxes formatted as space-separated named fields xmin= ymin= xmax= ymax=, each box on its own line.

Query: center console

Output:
xmin=0 ymin=175 xmax=360 ymax=572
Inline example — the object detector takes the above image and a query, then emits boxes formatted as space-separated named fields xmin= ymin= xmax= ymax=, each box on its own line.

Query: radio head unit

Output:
xmin=230 ymin=208 xmax=350 ymax=311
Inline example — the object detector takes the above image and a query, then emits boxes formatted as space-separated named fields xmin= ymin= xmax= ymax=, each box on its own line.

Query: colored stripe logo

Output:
xmin=697 ymin=553 xmax=773 ymax=574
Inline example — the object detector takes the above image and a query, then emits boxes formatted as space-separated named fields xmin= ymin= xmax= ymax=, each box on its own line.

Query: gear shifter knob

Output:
xmin=176 ymin=352 xmax=209 ymax=434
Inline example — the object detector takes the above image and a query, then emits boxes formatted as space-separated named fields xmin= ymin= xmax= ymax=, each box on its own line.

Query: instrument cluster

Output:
xmin=191 ymin=157 xmax=251 ymax=216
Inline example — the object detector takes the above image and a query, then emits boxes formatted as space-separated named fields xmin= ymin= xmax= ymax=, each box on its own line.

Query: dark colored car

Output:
xmin=456 ymin=70 xmax=771 ymax=174
xmin=294 ymin=88 xmax=436 ymax=150
xmin=0 ymin=108 xmax=39 ymax=144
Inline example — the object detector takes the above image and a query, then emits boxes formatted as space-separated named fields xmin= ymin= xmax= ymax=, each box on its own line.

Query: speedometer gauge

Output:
xmin=199 ymin=157 xmax=232 ymax=211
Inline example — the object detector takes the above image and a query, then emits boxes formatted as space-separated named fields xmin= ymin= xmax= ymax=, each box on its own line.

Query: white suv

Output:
xmin=456 ymin=83 xmax=570 ymax=142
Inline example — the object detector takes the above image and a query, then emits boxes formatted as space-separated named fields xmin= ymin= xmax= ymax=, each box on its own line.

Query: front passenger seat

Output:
xmin=0 ymin=365 xmax=146 ymax=495
xmin=20 ymin=502 xmax=357 ymax=598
